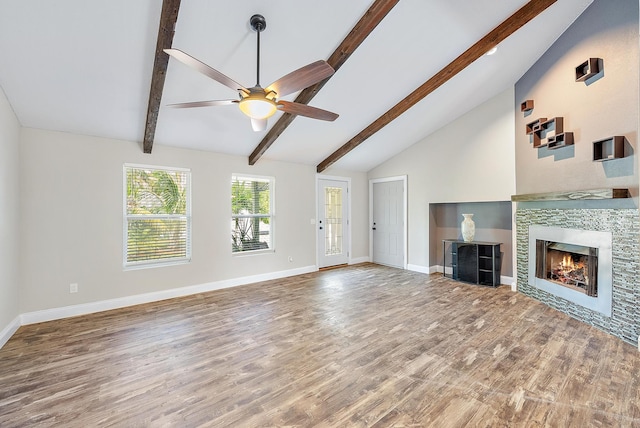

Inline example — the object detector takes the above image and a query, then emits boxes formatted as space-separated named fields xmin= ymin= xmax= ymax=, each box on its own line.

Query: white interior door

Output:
xmin=371 ymin=179 xmax=405 ymax=268
xmin=318 ymin=179 xmax=349 ymax=268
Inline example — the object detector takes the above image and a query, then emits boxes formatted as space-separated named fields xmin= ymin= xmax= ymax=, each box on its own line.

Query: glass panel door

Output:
xmin=318 ymin=179 xmax=349 ymax=268
xmin=324 ymin=187 xmax=343 ymax=256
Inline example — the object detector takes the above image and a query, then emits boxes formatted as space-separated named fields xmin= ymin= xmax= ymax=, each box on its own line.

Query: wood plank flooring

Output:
xmin=1 ymin=263 xmax=639 ymax=427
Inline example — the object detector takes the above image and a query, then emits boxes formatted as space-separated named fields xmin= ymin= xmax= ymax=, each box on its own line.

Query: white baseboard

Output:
xmin=0 ymin=316 xmax=21 ymax=349
xmin=407 ymin=264 xmax=431 ymax=274
xmin=19 ymin=265 xmax=317 ymax=326
xmin=349 ymin=256 xmax=370 ymax=265
xmin=430 ymin=265 xmax=454 ymax=275
xmin=501 ymin=276 xmax=514 ymax=287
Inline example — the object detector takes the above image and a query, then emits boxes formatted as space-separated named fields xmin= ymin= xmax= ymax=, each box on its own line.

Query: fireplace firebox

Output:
xmin=527 ymin=225 xmax=612 ymax=317
xmin=535 ymin=240 xmax=597 ymax=297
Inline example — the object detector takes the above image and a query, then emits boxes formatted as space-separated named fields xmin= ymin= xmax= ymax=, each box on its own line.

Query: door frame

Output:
xmin=316 ymin=174 xmax=352 ymax=268
xmin=369 ymin=175 xmax=408 ymax=269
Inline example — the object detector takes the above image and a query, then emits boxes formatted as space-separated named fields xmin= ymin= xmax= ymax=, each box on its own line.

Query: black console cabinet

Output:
xmin=443 ymin=240 xmax=502 ymax=287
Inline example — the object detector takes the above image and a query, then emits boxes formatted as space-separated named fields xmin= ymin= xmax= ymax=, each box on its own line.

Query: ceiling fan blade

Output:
xmin=266 ymin=60 xmax=334 ymax=98
xmin=164 ymin=48 xmax=248 ymax=93
xmin=251 ymin=118 xmax=268 ymax=132
xmin=277 ymin=100 xmax=338 ymax=121
xmin=167 ymin=100 xmax=238 ymax=109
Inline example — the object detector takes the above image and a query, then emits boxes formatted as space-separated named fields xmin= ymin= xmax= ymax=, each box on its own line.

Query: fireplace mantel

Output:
xmin=511 ymin=188 xmax=630 ymax=202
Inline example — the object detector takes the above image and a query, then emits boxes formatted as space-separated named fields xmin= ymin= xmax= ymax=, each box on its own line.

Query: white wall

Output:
xmin=367 ymin=87 xmax=516 ymax=270
xmin=18 ymin=128 xmax=336 ymax=314
xmin=0 ymin=86 xmax=21 ymax=340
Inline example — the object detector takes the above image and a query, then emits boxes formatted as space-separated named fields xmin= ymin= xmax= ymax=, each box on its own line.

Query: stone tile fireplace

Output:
xmin=516 ymin=208 xmax=639 ymax=345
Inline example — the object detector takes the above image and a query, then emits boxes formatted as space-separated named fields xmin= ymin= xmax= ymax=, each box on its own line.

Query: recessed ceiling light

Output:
xmin=486 ymin=46 xmax=498 ymax=56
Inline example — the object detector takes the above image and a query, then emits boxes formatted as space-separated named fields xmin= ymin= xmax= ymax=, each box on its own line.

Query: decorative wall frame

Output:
xmin=520 ymin=100 xmax=534 ymax=112
xmin=593 ymin=136 xmax=625 ymax=161
xmin=575 ymin=58 xmax=600 ymax=82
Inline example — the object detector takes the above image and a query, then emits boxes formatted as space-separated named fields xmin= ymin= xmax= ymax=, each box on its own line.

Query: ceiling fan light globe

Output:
xmin=239 ymin=97 xmax=277 ymax=120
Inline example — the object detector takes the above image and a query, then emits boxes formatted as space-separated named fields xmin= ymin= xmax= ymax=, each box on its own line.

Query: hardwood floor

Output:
xmin=1 ymin=263 xmax=639 ymax=427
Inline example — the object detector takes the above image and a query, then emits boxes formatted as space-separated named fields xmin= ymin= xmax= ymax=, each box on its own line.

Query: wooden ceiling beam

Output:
xmin=248 ymin=0 xmax=400 ymax=165
xmin=317 ymin=0 xmax=557 ymax=173
xmin=142 ymin=0 xmax=181 ymax=154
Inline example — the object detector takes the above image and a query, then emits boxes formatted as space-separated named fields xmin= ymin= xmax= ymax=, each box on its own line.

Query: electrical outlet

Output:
xmin=69 ymin=283 xmax=78 ymax=293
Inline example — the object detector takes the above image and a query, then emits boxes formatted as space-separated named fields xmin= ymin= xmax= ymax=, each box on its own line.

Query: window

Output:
xmin=124 ymin=164 xmax=191 ymax=268
xmin=231 ymin=174 xmax=274 ymax=253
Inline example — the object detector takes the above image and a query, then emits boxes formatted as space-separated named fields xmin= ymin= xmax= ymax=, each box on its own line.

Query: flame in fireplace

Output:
xmin=561 ymin=254 xmax=583 ymax=270
xmin=551 ymin=250 xmax=588 ymax=287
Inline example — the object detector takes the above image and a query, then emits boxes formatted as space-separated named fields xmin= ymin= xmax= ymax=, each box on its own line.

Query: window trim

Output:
xmin=231 ymin=173 xmax=275 ymax=255
xmin=123 ymin=163 xmax=192 ymax=270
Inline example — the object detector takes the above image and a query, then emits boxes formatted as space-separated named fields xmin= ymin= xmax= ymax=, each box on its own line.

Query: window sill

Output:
xmin=232 ymin=249 xmax=275 ymax=257
xmin=123 ymin=258 xmax=191 ymax=271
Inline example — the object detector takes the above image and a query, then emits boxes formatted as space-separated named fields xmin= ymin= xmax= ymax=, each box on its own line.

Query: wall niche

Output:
xmin=429 ymin=201 xmax=513 ymax=279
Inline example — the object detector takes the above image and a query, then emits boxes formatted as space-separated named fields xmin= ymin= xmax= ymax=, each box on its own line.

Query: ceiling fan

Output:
xmin=164 ymin=14 xmax=339 ymax=132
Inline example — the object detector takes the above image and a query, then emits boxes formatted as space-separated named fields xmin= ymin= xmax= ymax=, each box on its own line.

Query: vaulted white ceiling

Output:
xmin=0 ymin=0 xmax=593 ymax=171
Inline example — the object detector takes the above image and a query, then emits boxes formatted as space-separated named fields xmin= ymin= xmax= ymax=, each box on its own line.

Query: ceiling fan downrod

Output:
xmin=249 ymin=14 xmax=267 ymax=87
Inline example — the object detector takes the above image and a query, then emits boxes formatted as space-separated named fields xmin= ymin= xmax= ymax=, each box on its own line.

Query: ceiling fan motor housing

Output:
xmin=250 ymin=14 xmax=266 ymax=32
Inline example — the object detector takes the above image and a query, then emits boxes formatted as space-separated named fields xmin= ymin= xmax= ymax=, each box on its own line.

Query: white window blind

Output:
xmin=124 ymin=165 xmax=191 ymax=267
xmin=231 ymin=174 xmax=274 ymax=253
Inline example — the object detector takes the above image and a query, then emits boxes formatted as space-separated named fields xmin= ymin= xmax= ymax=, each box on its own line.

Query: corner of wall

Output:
xmin=0 ymin=85 xmax=21 ymax=343
xmin=0 ymin=316 xmax=21 ymax=350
